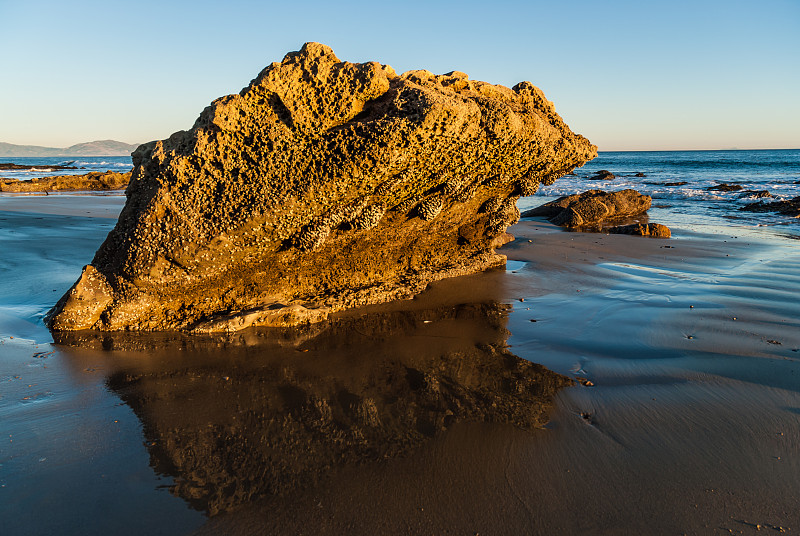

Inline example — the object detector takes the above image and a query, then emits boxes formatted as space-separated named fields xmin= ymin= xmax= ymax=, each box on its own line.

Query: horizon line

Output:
xmin=598 ymin=147 xmax=800 ymax=153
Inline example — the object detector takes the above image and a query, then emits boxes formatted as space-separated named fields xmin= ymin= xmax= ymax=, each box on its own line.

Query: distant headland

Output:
xmin=0 ymin=140 xmax=139 ymax=157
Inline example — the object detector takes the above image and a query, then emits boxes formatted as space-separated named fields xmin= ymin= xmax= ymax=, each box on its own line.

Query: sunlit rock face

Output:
xmin=56 ymin=303 xmax=572 ymax=515
xmin=522 ymin=189 xmax=652 ymax=228
xmin=48 ymin=42 xmax=596 ymax=332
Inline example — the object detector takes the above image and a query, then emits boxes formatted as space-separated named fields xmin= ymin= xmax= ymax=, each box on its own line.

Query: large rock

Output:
xmin=47 ymin=42 xmax=596 ymax=332
xmin=522 ymin=189 xmax=652 ymax=228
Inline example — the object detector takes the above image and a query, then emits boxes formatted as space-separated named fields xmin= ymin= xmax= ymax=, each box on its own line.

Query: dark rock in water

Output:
xmin=663 ymin=181 xmax=688 ymax=187
xmin=0 ymin=171 xmax=130 ymax=192
xmin=738 ymin=189 xmax=772 ymax=199
xmin=634 ymin=172 xmax=646 ymax=177
xmin=0 ymin=162 xmax=78 ymax=171
xmin=741 ymin=196 xmax=800 ymax=218
xmin=56 ymin=302 xmax=572 ymax=515
xmin=608 ymin=222 xmax=671 ymax=238
xmin=707 ymin=183 xmax=743 ymax=192
xmin=589 ymin=169 xmax=615 ymax=180
xmin=522 ymin=189 xmax=651 ymax=228
xmin=47 ymin=42 xmax=596 ymax=332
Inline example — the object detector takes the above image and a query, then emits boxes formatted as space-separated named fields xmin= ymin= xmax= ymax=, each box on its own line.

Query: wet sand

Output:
xmin=1 ymin=194 xmax=798 ymax=535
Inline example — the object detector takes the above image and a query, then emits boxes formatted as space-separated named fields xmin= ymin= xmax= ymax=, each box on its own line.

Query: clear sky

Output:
xmin=1 ymin=0 xmax=798 ymax=151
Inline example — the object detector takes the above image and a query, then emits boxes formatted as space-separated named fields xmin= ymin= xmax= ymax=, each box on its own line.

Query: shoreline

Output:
xmin=1 ymin=195 xmax=798 ymax=534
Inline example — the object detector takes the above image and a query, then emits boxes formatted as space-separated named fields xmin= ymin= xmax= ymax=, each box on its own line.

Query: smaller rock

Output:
xmin=634 ymin=172 xmax=646 ymax=177
xmin=740 ymin=196 xmax=800 ymax=217
xmin=662 ymin=181 xmax=688 ymax=186
xmin=738 ymin=190 xmax=772 ymax=199
xmin=522 ymin=189 xmax=651 ymax=228
xmin=0 ymin=162 xmax=78 ymax=171
xmin=589 ymin=170 xmax=615 ymax=180
xmin=608 ymin=223 xmax=671 ymax=238
xmin=707 ymin=183 xmax=743 ymax=192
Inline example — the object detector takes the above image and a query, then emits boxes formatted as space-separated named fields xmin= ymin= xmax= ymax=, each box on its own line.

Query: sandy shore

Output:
xmin=1 ymin=195 xmax=798 ymax=535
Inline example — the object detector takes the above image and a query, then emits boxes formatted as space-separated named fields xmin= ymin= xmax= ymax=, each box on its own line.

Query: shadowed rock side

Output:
xmin=55 ymin=303 xmax=572 ymax=515
xmin=522 ymin=189 xmax=656 ymax=229
xmin=47 ymin=42 xmax=596 ymax=332
xmin=0 ymin=171 xmax=130 ymax=192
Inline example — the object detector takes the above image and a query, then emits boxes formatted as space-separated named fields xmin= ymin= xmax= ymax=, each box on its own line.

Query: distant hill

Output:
xmin=0 ymin=139 xmax=140 ymax=157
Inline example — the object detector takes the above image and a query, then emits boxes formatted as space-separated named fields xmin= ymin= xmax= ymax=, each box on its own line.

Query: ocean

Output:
xmin=0 ymin=156 xmax=133 ymax=180
xmin=523 ymin=149 xmax=800 ymax=239
xmin=4 ymin=150 xmax=798 ymax=238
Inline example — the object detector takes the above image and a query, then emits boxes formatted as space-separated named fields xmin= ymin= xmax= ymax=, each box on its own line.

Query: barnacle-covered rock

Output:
xmin=48 ymin=42 xmax=596 ymax=332
xmin=417 ymin=195 xmax=444 ymax=221
xmin=351 ymin=204 xmax=386 ymax=230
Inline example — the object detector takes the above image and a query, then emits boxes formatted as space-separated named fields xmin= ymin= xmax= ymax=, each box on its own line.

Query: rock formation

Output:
xmin=47 ymin=42 xmax=596 ymax=332
xmin=608 ymin=222 xmax=671 ymax=238
xmin=706 ymin=183 xmax=743 ymax=192
xmin=521 ymin=189 xmax=651 ymax=228
xmin=741 ymin=196 xmax=800 ymax=218
xmin=737 ymin=189 xmax=772 ymax=199
xmin=0 ymin=162 xmax=78 ymax=171
xmin=0 ymin=171 xmax=130 ymax=192
xmin=589 ymin=169 xmax=615 ymax=180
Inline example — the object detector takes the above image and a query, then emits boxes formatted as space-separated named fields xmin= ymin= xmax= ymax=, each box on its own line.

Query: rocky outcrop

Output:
xmin=0 ymin=171 xmax=130 ymax=192
xmin=589 ymin=170 xmax=615 ymax=180
xmin=47 ymin=42 xmax=596 ymax=332
xmin=521 ymin=189 xmax=651 ymax=228
xmin=740 ymin=196 xmax=800 ymax=218
xmin=608 ymin=222 xmax=671 ymax=238
xmin=738 ymin=189 xmax=772 ymax=199
xmin=0 ymin=162 xmax=78 ymax=171
xmin=707 ymin=183 xmax=743 ymax=192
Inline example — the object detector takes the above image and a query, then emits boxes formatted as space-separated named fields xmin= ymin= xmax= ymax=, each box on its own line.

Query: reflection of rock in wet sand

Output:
xmin=56 ymin=303 xmax=570 ymax=515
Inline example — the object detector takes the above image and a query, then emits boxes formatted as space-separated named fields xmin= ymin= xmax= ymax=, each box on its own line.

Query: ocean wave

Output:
xmin=72 ymin=161 xmax=132 ymax=168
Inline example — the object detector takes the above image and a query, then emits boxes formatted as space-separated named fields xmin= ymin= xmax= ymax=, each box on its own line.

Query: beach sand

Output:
xmin=1 ymin=195 xmax=798 ymax=535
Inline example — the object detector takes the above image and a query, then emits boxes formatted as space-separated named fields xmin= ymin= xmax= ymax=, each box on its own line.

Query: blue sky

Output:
xmin=1 ymin=0 xmax=798 ymax=150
